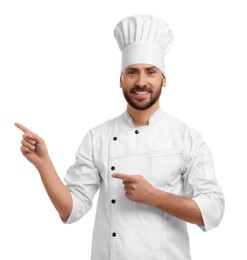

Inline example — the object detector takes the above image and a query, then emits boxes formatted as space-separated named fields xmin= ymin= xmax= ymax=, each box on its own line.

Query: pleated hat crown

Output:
xmin=114 ymin=14 xmax=174 ymax=75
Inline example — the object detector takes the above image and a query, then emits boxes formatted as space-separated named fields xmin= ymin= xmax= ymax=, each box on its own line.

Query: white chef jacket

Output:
xmin=64 ymin=108 xmax=224 ymax=260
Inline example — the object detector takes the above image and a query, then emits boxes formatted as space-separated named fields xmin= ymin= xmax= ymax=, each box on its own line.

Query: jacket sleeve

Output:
xmin=63 ymin=130 xmax=101 ymax=224
xmin=183 ymin=131 xmax=225 ymax=231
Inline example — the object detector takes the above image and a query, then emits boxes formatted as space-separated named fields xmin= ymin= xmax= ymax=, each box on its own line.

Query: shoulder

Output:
xmin=162 ymin=112 xmax=203 ymax=141
xmin=83 ymin=113 xmax=127 ymax=144
xmin=90 ymin=114 xmax=123 ymax=134
xmin=76 ymin=114 xmax=123 ymax=153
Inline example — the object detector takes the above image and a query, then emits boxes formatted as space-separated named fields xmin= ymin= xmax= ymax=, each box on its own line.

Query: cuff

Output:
xmin=192 ymin=193 xmax=224 ymax=232
xmin=61 ymin=192 xmax=87 ymax=224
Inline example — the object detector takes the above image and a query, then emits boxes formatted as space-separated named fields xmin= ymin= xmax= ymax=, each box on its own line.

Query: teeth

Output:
xmin=134 ymin=91 xmax=149 ymax=95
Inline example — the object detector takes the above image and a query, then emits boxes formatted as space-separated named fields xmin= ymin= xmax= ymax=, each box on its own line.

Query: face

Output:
xmin=120 ymin=64 xmax=166 ymax=110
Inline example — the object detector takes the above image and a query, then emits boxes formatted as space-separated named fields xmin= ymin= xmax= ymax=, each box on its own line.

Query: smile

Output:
xmin=133 ymin=91 xmax=150 ymax=95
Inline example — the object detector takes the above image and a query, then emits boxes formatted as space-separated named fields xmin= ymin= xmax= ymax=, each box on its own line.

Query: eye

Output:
xmin=127 ymin=70 xmax=136 ymax=76
xmin=148 ymin=69 xmax=156 ymax=75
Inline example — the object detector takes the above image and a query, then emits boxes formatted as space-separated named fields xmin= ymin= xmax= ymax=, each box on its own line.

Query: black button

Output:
xmin=135 ymin=130 xmax=139 ymax=134
xmin=111 ymin=199 xmax=116 ymax=204
xmin=112 ymin=232 xmax=116 ymax=237
xmin=111 ymin=166 xmax=115 ymax=171
xmin=113 ymin=137 xmax=117 ymax=141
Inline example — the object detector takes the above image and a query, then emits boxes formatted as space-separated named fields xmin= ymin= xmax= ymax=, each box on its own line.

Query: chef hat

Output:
xmin=114 ymin=14 xmax=174 ymax=75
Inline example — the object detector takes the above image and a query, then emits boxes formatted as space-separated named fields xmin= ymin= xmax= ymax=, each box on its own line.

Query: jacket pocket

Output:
xmin=149 ymin=150 xmax=184 ymax=186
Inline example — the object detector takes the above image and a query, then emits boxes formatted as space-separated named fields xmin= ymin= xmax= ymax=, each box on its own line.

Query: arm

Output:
xmin=112 ymin=173 xmax=203 ymax=226
xmin=15 ymin=123 xmax=72 ymax=221
xmin=149 ymin=187 xmax=203 ymax=225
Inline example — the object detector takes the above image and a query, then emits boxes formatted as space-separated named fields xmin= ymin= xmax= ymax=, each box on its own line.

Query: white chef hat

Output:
xmin=114 ymin=14 xmax=174 ymax=75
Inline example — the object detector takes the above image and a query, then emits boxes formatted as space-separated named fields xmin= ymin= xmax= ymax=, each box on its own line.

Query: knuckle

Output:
xmin=20 ymin=147 xmax=26 ymax=154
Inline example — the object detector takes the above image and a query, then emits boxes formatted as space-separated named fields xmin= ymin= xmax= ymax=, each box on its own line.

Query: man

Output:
xmin=15 ymin=15 xmax=224 ymax=260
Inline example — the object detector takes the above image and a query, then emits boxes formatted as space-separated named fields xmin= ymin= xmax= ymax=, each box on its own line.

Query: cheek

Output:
xmin=153 ymin=77 xmax=164 ymax=88
xmin=121 ymin=78 xmax=135 ymax=89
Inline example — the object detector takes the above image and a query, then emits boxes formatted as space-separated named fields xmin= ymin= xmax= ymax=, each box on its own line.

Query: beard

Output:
xmin=122 ymin=79 xmax=163 ymax=110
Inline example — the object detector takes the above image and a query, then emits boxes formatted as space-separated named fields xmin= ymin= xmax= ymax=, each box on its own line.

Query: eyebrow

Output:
xmin=126 ymin=66 xmax=158 ymax=71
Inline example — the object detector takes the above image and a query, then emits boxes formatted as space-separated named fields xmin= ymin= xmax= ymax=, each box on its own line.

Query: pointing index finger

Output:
xmin=112 ymin=173 xmax=130 ymax=180
xmin=14 ymin=122 xmax=33 ymax=135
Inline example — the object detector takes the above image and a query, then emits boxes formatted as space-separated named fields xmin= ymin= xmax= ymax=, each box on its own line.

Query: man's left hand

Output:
xmin=112 ymin=173 xmax=156 ymax=204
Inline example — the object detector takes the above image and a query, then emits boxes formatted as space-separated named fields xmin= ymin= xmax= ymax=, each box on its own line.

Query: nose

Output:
xmin=135 ymin=72 xmax=148 ymax=87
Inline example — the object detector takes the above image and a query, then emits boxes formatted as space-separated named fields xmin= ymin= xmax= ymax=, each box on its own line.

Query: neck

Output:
xmin=127 ymin=102 xmax=160 ymax=127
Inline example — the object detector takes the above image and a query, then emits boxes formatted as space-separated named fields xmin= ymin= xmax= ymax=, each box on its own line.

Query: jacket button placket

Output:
xmin=111 ymin=164 xmax=116 ymax=204
xmin=111 ymin=136 xmax=118 ymax=243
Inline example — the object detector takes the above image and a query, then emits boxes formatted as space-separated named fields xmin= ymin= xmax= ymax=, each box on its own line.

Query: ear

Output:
xmin=120 ymin=75 xmax=123 ymax=88
xmin=162 ymin=76 xmax=166 ymax=87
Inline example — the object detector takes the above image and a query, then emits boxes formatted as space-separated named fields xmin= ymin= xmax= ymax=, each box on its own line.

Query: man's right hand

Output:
xmin=15 ymin=122 xmax=72 ymax=221
xmin=15 ymin=123 xmax=50 ymax=168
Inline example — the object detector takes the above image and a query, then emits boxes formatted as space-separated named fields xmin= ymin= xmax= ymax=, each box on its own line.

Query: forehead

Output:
xmin=125 ymin=64 xmax=160 ymax=70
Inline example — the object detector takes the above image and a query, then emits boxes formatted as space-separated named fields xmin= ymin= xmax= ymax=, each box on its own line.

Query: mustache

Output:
xmin=130 ymin=86 xmax=151 ymax=93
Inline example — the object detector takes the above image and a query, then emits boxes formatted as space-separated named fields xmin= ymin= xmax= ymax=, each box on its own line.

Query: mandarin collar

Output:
xmin=123 ymin=108 xmax=164 ymax=128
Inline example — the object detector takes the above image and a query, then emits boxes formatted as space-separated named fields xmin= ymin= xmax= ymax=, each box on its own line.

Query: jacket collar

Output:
xmin=123 ymin=108 xmax=164 ymax=128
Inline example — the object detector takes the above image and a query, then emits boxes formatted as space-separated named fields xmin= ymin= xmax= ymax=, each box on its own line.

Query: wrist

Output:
xmin=148 ymin=187 xmax=162 ymax=207
xmin=35 ymin=156 xmax=53 ymax=173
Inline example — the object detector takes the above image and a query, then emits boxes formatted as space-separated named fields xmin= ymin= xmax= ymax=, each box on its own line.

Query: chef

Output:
xmin=15 ymin=14 xmax=225 ymax=260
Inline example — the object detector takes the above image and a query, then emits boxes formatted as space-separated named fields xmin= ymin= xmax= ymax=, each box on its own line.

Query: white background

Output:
xmin=0 ymin=0 xmax=246 ymax=259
